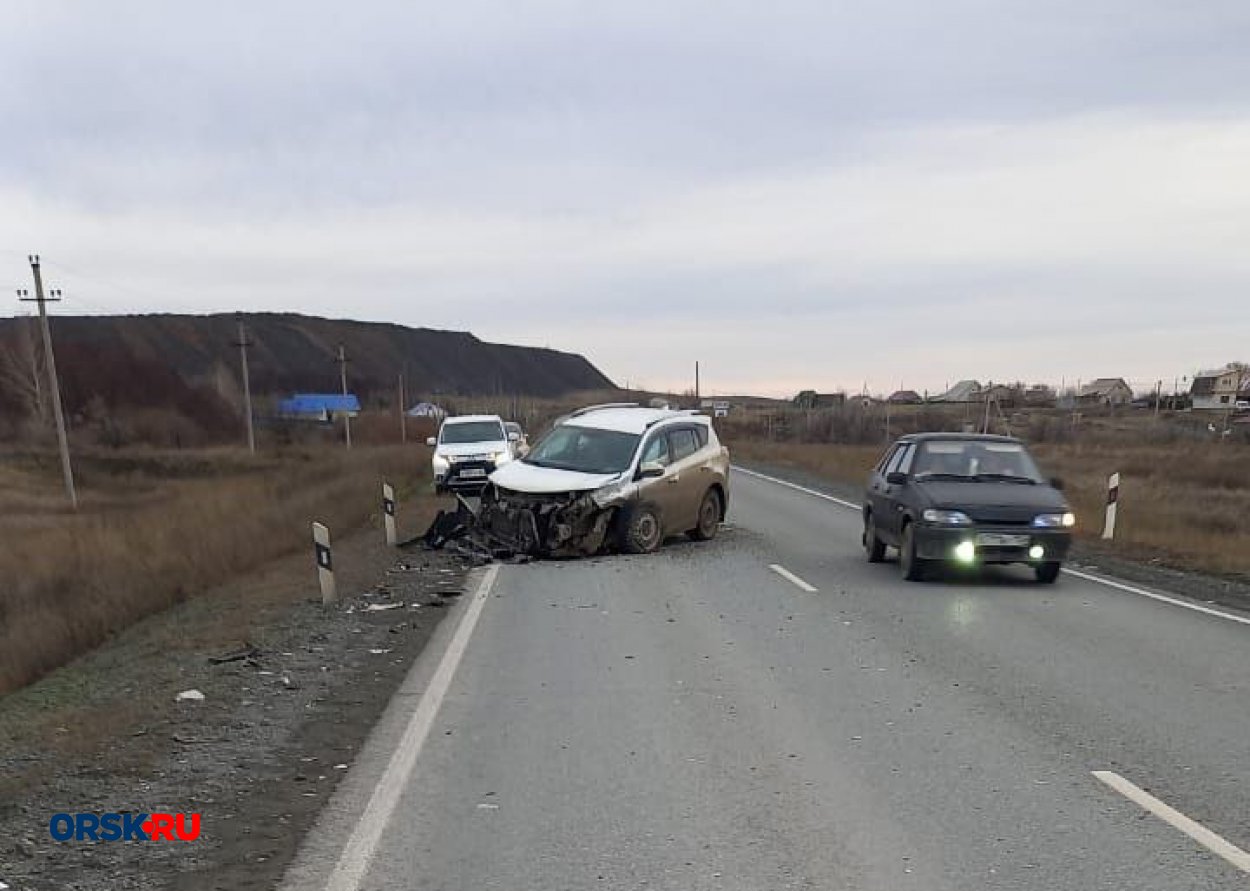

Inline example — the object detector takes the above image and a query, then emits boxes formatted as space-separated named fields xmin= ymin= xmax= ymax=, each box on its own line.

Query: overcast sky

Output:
xmin=2 ymin=1 xmax=1248 ymax=397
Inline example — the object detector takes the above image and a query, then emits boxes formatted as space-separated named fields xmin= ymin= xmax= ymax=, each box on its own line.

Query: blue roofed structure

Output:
xmin=278 ymin=393 xmax=361 ymax=421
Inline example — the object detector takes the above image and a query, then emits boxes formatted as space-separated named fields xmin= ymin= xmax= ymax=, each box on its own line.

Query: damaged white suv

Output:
xmin=480 ymin=403 xmax=730 ymax=557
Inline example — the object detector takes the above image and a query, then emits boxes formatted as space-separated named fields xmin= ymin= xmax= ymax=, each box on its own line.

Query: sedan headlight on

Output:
xmin=922 ymin=509 xmax=973 ymax=526
xmin=1033 ymin=512 xmax=1076 ymax=528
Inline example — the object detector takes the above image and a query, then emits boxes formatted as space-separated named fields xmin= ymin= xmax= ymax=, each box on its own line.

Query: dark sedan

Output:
xmin=862 ymin=433 xmax=1074 ymax=583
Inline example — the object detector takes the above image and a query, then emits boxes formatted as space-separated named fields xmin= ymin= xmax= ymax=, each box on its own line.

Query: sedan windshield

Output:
xmin=911 ymin=440 xmax=1045 ymax=483
xmin=440 ymin=421 xmax=505 ymax=444
xmin=523 ymin=425 xmax=640 ymax=474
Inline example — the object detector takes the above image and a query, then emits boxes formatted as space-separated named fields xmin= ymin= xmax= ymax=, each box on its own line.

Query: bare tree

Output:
xmin=0 ymin=317 xmax=49 ymax=427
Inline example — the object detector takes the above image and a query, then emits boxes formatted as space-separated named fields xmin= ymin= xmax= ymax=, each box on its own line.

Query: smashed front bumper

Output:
xmin=423 ymin=484 xmax=622 ymax=559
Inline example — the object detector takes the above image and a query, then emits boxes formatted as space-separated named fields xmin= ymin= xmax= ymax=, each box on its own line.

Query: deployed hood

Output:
xmin=489 ymin=460 xmax=621 ymax=494
xmin=436 ymin=441 xmax=508 ymax=457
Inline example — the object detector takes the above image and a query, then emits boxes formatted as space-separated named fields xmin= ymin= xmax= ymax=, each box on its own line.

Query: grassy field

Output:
xmin=0 ymin=444 xmax=435 ymax=694
xmin=728 ymin=439 xmax=1250 ymax=578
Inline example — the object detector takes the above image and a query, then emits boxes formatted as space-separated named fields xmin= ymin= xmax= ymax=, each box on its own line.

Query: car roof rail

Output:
xmin=566 ymin=402 xmax=640 ymax=418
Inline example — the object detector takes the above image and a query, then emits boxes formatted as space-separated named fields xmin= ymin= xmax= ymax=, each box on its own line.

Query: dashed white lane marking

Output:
xmin=769 ymin=563 xmax=819 ymax=593
xmin=326 ymin=564 xmax=500 ymax=891
xmin=736 ymin=465 xmax=1250 ymax=628
xmin=1092 ymin=770 xmax=1250 ymax=874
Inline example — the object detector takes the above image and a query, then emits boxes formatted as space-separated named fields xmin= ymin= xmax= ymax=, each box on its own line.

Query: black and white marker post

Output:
xmin=382 ymin=483 xmax=397 ymax=546
xmin=1102 ymin=472 xmax=1120 ymax=540
xmin=313 ymin=521 xmax=337 ymax=604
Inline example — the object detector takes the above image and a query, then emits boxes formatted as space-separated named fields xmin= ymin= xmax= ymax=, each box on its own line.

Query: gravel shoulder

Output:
xmin=735 ymin=459 xmax=1250 ymax=617
xmin=0 ymin=521 xmax=469 ymax=891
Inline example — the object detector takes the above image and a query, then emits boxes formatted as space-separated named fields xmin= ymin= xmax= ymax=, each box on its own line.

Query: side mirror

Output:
xmin=638 ymin=461 xmax=666 ymax=479
xmin=885 ymin=471 xmax=908 ymax=485
xmin=426 ymin=436 xmax=437 ymax=447
xmin=507 ymin=431 xmax=520 ymax=442
xmin=1049 ymin=476 xmax=1064 ymax=490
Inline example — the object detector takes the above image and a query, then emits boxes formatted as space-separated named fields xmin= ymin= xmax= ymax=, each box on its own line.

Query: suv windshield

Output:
xmin=911 ymin=440 xmax=1044 ymax=483
xmin=523 ymin=425 xmax=640 ymax=474
xmin=440 ymin=421 xmax=505 ymax=444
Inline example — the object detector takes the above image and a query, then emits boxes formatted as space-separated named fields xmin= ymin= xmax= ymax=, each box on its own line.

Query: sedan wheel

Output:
xmin=864 ymin=515 xmax=886 ymax=563
xmin=899 ymin=523 xmax=928 ymax=582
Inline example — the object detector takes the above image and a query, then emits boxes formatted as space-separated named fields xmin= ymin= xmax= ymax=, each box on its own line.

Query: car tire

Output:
xmin=688 ymin=489 xmax=722 ymax=541
xmin=899 ymin=523 xmax=929 ymax=582
xmin=619 ymin=503 xmax=663 ymax=554
xmin=863 ymin=514 xmax=886 ymax=563
xmin=1035 ymin=561 xmax=1062 ymax=584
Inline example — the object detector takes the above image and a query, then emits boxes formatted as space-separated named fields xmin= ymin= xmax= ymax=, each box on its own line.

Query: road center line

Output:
xmin=769 ymin=563 xmax=818 ymax=593
xmin=1092 ymin=770 xmax=1250 ymax=874
xmin=325 ymin=564 xmax=500 ymax=891
xmin=736 ymin=464 xmax=1250 ymax=628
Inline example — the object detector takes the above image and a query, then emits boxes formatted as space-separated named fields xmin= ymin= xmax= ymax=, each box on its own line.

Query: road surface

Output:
xmin=286 ymin=467 xmax=1250 ymax=890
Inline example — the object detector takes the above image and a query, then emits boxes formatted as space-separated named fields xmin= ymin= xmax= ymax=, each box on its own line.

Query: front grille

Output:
xmin=967 ymin=507 xmax=1035 ymax=525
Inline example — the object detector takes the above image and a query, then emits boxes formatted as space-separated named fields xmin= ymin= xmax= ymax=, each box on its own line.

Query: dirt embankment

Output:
xmin=0 ymin=522 xmax=470 ymax=891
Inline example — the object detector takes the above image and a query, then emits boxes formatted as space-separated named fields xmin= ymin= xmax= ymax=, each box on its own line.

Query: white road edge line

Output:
xmin=733 ymin=465 xmax=861 ymax=510
xmin=325 ymin=564 xmax=501 ymax=891
xmin=1092 ymin=770 xmax=1250 ymax=874
xmin=769 ymin=563 xmax=818 ymax=593
xmin=1063 ymin=567 xmax=1250 ymax=627
xmin=735 ymin=464 xmax=1250 ymax=628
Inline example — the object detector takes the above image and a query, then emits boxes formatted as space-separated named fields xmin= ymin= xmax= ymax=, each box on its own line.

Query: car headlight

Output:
xmin=492 ymin=450 xmax=512 ymax=464
xmin=1033 ymin=512 xmax=1076 ymax=528
xmin=922 ymin=509 xmax=973 ymax=526
xmin=432 ymin=453 xmax=450 ymax=469
xmin=590 ymin=476 xmax=632 ymax=508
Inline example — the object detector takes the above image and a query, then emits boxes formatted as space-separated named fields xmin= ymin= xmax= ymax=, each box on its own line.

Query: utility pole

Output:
xmin=336 ymin=344 xmax=352 ymax=449
xmin=18 ymin=255 xmax=77 ymax=509
xmin=234 ymin=314 xmax=256 ymax=453
xmin=1153 ymin=380 xmax=1162 ymax=420
xmin=398 ymin=370 xmax=407 ymax=443
xmin=694 ymin=361 xmax=700 ymax=404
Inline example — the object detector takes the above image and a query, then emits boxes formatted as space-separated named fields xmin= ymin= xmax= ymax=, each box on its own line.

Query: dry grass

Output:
xmin=0 ymin=445 xmax=433 ymax=694
xmin=728 ymin=439 xmax=1250 ymax=578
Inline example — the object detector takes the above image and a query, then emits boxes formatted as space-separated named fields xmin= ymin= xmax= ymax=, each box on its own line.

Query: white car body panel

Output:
xmin=489 ymin=460 xmax=621 ymax=494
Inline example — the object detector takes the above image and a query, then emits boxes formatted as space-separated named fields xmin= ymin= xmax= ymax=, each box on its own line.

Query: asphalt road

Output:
xmin=287 ymin=467 xmax=1250 ymax=890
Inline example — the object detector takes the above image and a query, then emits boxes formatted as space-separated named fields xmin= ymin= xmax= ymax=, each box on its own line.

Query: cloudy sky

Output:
xmin=2 ymin=1 xmax=1248 ymax=397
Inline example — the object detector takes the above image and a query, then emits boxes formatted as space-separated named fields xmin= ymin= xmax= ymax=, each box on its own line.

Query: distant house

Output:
xmin=1191 ymin=365 xmax=1250 ymax=410
xmin=887 ymin=390 xmax=923 ymax=405
xmin=1024 ymin=385 xmax=1057 ymax=407
xmin=792 ymin=390 xmax=847 ymax=410
xmin=278 ymin=393 xmax=361 ymax=421
xmin=406 ymin=402 xmax=445 ymax=419
xmin=1078 ymin=378 xmax=1133 ymax=407
xmin=929 ymin=380 xmax=981 ymax=403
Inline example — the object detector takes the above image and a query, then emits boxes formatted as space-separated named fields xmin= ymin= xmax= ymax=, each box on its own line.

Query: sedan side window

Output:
xmin=640 ymin=433 xmax=671 ymax=467
xmin=897 ymin=444 xmax=916 ymax=474
xmin=883 ymin=446 xmax=907 ymax=475
xmin=669 ymin=428 xmax=699 ymax=462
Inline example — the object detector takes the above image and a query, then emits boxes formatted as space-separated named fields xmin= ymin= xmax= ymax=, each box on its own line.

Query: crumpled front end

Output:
xmin=423 ymin=482 xmax=633 ymax=559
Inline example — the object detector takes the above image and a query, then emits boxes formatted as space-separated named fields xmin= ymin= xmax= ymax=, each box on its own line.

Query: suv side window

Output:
xmin=876 ymin=445 xmax=899 ymax=473
xmin=640 ymin=432 xmax=671 ymax=467
xmin=692 ymin=425 xmax=708 ymax=449
xmin=669 ymin=428 xmax=700 ymax=462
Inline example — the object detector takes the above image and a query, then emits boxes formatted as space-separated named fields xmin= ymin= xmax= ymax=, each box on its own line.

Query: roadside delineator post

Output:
xmin=1102 ymin=472 xmax=1120 ymax=540
xmin=382 ymin=483 xmax=397 ymax=546
xmin=313 ymin=521 xmax=337 ymax=604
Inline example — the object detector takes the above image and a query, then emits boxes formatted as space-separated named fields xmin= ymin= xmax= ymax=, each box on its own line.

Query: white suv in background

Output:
xmin=427 ymin=415 xmax=519 ymax=494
